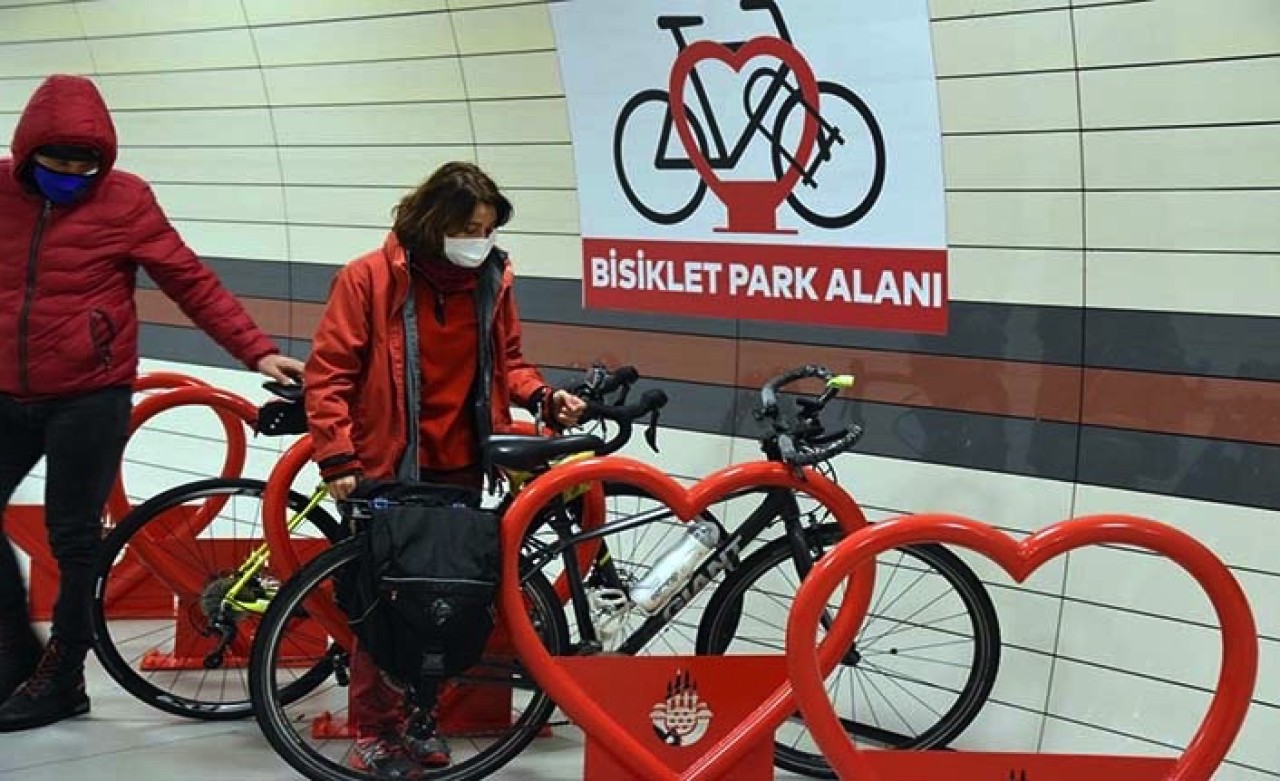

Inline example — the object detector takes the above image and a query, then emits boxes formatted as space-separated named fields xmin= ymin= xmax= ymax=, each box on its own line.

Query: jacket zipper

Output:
xmin=434 ymin=291 xmax=445 ymax=325
xmin=18 ymin=201 xmax=52 ymax=395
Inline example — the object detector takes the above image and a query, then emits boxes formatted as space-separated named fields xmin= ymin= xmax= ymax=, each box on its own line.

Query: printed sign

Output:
xmin=551 ymin=0 xmax=949 ymax=334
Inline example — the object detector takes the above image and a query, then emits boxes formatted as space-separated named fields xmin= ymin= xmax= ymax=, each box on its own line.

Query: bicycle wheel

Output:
xmin=771 ymin=80 xmax=887 ymax=229
xmin=250 ymin=538 xmax=568 ymax=781
xmin=698 ymin=523 xmax=1000 ymax=778
xmin=613 ymin=88 xmax=710 ymax=225
xmin=90 ymin=477 xmax=344 ymax=721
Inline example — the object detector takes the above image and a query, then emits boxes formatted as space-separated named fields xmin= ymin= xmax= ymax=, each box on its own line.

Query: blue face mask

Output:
xmin=32 ymin=163 xmax=95 ymax=205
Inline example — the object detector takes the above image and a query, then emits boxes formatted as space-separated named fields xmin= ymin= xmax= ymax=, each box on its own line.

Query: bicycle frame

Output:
xmin=528 ymin=485 xmax=810 ymax=655
xmin=500 ymin=455 xmax=872 ymax=665
xmin=217 ymin=485 xmax=330 ymax=617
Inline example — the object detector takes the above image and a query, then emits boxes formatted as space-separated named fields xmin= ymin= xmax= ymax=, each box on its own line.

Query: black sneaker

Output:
xmin=0 ymin=624 xmax=41 ymax=703
xmin=0 ymin=638 xmax=90 ymax=732
xmin=403 ymin=715 xmax=452 ymax=768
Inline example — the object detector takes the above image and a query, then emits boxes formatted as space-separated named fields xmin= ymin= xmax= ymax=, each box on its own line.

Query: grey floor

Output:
xmin=0 ymin=652 xmax=810 ymax=781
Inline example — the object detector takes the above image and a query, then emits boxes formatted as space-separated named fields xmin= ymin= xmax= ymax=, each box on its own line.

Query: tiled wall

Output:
xmin=1 ymin=0 xmax=1277 ymax=777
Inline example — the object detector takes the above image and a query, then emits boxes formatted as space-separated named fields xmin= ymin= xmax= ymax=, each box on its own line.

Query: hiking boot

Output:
xmin=403 ymin=715 xmax=451 ymax=768
xmin=350 ymin=734 xmax=423 ymax=779
xmin=0 ymin=623 xmax=41 ymax=704
xmin=0 ymin=637 xmax=90 ymax=732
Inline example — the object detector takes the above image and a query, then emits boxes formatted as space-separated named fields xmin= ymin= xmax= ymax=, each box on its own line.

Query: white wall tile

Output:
xmin=250 ymin=13 xmax=457 ymax=67
xmin=270 ymin=102 xmax=474 ymax=145
xmin=450 ymin=3 xmax=555 ymax=55
xmin=243 ymin=0 xmax=446 ymax=26
xmin=1087 ymin=191 xmax=1280 ymax=253
xmin=88 ymin=29 xmax=260 ymax=73
xmin=279 ymin=145 xmax=473 ymax=187
xmin=949 ymin=248 xmax=1084 ymax=306
xmin=0 ymin=1 xmax=78 ymax=43
xmin=117 ymin=146 xmax=284 ymax=185
xmin=1085 ymin=250 xmax=1280 ymax=317
xmin=932 ymin=9 xmax=1074 ymax=76
xmin=76 ymin=0 xmax=246 ymax=37
xmin=262 ymin=58 xmax=466 ymax=106
xmin=112 ymin=108 xmax=277 ymax=147
xmin=152 ymin=182 xmax=286 ymax=223
xmin=0 ymin=39 xmax=93 ymax=78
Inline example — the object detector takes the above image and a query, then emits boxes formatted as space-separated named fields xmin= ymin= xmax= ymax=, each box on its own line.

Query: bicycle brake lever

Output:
xmin=645 ymin=410 xmax=661 ymax=453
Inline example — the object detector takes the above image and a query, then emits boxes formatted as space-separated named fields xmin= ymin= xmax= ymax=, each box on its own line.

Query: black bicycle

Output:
xmin=613 ymin=0 xmax=887 ymax=229
xmin=524 ymin=366 xmax=1000 ymax=778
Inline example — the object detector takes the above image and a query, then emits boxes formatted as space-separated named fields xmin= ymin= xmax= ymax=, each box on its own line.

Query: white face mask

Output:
xmin=443 ymin=235 xmax=495 ymax=269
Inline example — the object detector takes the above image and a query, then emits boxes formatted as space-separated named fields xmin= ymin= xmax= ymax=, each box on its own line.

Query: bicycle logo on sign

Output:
xmin=612 ymin=0 xmax=887 ymax=233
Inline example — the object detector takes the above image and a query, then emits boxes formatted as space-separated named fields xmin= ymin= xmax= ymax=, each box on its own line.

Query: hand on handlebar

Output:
xmin=550 ymin=389 xmax=587 ymax=427
xmin=326 ymin=475 xmax=359 ymax=501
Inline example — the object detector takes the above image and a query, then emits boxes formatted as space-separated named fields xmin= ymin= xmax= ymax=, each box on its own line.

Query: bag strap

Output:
xmin=398 ymin=266 xmax=422 ymax=483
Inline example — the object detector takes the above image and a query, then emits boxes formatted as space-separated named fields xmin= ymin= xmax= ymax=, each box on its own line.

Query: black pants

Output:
xmin=0 ymin=386 xmax=132 ymax=657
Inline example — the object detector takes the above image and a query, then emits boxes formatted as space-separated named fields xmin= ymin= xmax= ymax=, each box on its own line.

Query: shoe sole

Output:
xmin=0 ymin=699 xmax=90 ymax=733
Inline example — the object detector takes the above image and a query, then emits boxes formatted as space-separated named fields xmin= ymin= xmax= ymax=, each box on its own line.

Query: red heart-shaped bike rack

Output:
xmin=501 ymin=455 xmax=872 ymax=780
xmin=786 ymin=514 xmax=1259 ymax=781
xmin=668 ymin=36 xmax=820 ymax=234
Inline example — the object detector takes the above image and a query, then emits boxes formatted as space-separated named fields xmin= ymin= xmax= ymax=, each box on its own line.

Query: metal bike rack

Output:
xmin=787 ymin=513 xmax=1258 ymax=781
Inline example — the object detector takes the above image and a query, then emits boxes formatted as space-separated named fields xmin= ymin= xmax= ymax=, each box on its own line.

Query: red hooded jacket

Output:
xmin=304 ymin=233 xmax=548 ymax=482
xmin=0 ymin=75 xmax=278 ymax=399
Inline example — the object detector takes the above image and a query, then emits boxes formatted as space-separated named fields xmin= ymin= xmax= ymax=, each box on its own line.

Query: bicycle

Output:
xmin=248 ymin=368 xmax=669 ymax=781
xmin=505 ymin=365 xmax=1001 ymax=778
xmin=613 ymin=0 xmax=887 ymax=229
xmin=90 ymin=380 xmax=347 ymax=720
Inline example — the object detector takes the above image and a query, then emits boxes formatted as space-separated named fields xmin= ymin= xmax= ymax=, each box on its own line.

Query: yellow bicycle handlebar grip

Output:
xmin=826 ymin=374 xmax=856 ymax=390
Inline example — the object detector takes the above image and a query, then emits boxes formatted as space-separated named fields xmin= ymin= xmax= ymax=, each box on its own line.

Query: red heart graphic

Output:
xmin=787 ymin=514 xmax=1259 ymax=781
xmin=668 ymin=36 xmax=821 ymax=234
xmin=500 ymin=456 xmax=872 ymax=781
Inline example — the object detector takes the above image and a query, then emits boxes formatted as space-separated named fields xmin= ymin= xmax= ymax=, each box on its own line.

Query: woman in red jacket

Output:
xmin=0 ymin=75 xmax=304 ymax=733
xmin=304 ymin=161 xmax=584 ymax=774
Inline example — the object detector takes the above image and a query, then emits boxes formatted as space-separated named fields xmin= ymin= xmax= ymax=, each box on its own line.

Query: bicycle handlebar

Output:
xmin=757 ymin=364 xmax=863 ymax=467
xmin=759 ymin=364 xmax=832 ymax=415
xmin=778 ymin=425 xmax=864 ymax=467
xmin=582 ymin=388 xmax=669 ymax=456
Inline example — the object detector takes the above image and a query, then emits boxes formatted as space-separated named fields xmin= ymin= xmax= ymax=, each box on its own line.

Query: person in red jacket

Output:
xmin=0 ymin=74 xmax=304 ymax=732
xmin=305 ymin=161 xmax=584 ymax=775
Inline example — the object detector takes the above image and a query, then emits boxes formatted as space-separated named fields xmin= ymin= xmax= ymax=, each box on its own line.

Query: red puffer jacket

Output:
xmin=0 ymin=75 xmax=277 ymax=399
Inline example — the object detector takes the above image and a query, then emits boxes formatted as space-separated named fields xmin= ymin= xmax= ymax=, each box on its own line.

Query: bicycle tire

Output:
xmin=90 ymin=477 xmax=343 ymax=721
xmin=771 ymin=80 xmax=887 ymax=230
xmin=249 ymin=537 xmax=568 ymax=781
xmin=613 ymin=88 xmax=710 ymax=225
xmin=698 ymin=523 xmax=1000 ymax=778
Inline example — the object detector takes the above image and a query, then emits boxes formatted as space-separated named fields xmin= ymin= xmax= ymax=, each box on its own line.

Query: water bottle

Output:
xmin=629 ymin=520 xmax=721 ymax=613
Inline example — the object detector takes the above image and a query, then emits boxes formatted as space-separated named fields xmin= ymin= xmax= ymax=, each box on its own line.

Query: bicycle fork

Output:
xmin=782 ymin=495 xmax=862 ymax=666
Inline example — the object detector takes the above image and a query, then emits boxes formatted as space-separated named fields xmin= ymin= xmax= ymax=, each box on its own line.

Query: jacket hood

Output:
xmin=10 ymin=74 xmax=117 ymax=184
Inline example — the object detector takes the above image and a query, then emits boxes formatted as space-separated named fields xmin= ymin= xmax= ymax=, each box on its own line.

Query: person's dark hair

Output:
xmin=393 ymin=162 xmax=513 ymax=259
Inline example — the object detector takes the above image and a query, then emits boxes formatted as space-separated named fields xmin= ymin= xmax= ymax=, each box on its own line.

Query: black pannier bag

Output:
xmin=335 ymin=481 xmax=501 ymax=686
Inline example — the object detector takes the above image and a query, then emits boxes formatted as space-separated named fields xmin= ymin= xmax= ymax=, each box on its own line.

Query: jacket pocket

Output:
xmin=88 ymin=309 xmax=117 ymax=370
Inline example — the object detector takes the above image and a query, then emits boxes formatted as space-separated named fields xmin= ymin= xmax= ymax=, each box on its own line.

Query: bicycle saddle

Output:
xmin=657 ymin=14 xmax=703 ymax=31
xmin=485 ymin=433 xmax=604 ymax=473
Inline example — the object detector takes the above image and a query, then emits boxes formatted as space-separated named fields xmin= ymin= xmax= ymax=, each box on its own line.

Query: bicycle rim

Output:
xmin=250 ymin=539 xmax=567 ymax=781
xmin=90 ymin=478 xmax=342 ymax=720
xmin=699 ymin=523 xmax=1001 ymax=778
